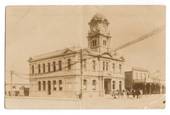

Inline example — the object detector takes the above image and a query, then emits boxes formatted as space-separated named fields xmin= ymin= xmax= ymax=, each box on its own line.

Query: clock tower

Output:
xmin=87 ymin=13 xmax=111 ymax=54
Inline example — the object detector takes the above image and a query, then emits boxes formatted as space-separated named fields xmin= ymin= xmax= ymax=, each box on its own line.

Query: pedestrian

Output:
xmin=112 ymin=89 xmax=117 ymax=99
xmin=136 ymin=89 xmax=141 ymax=99
xmin=132 ymin=89 xmax=135 ymax=98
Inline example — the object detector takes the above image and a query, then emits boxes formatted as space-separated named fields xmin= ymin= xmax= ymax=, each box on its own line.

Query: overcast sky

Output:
xmin=6 ymin=6 xmax=165 ymax=83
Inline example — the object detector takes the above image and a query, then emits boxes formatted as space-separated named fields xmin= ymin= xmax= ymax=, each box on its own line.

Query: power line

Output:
xmin=112 ymin=26 xmax=164 ymax=52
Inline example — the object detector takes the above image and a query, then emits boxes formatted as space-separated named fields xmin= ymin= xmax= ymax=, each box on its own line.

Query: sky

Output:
xmin=5 ymin=6 xmax=165 ymax=83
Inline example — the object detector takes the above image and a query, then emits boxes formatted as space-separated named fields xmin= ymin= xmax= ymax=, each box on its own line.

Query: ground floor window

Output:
xmin=43 ymin=81 xmax=46 ymax=91
xmin=112 ymin=81 xmax=115 ymax=89
xmin=53 ymin=80 xmax=57 ymax=91
xmin=59 ymin=80 xmax=63 ymax=91
xmin=92 ymin=80 xmax=96 ymax=90
xmin=38 ymin=81 xmax=41 ymax=91
xmin=119 ymin=81 xmax=122 ymax=91
xmin=83 ymin=79 xmax=87 ymax=90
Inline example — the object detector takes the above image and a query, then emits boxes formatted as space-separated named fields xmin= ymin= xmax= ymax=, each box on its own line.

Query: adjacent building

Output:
xmin=125 ymin=67 xmax=165 ymax=94
xmin=28 ymin=14 xmax=125 ymax=98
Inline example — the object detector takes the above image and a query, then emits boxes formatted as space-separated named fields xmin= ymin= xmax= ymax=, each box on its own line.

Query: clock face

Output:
xmin=90 ymin=23 xmax=108 ymax=34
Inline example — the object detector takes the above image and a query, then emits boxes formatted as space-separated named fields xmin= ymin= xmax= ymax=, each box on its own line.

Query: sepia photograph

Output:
xmin=5 ymin=5 xmax=165 ymax=109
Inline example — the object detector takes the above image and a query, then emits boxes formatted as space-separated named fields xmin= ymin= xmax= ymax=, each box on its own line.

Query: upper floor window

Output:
xmin=92 ymin=60 xmax=96 ymax=71
xmin=103 ymin=61 xmax=105 ymax=71
xmin=106 ymin=62 xmax=109 ymax=71
xmin=68 ymin=59 xmax=71 ymax=70
xmin=31 ymin=65 xmax=34 ymax=74
xmin=92 ymin=39 xmax=97 ymax=47
xmin=103 ymin=40 xmax=106 ymax=46
xmin=58 ymin=60 xmax=62 ymax=71
xmin=48 ymin=63 xmax=51 ymax=72
xmin=119 ymin=64 xmax=122 ymax=73
xmin=53 ymin=61 xmax=56 ymax=72
xmin=38 ymin=64 xmax=41 ymax=74
xmin=112 ymin=63 xmax=115 ymax=72
xmin=83 ymin=59 xmax=87 ymax=70
xmin=43 ymin=63 xmax=45 ymax=73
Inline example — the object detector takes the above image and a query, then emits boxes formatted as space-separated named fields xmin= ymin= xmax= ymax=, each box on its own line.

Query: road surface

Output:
xmin=5 ymin=94 xmax=165 ymax=109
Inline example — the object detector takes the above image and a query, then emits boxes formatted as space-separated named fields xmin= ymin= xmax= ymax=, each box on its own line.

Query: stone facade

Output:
xmin=29 ymin=14 xmax=125 ymax=98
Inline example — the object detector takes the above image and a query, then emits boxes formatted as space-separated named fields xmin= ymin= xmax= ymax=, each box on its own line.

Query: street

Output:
xmin=5 ymin=94 xmax=165 ymax=109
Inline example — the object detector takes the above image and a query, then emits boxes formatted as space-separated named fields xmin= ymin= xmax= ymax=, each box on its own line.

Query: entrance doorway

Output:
xmin=104 ymin=79 xmax=111 ymax=94
xmin=48 ymin=81 xmax=51 ymax=95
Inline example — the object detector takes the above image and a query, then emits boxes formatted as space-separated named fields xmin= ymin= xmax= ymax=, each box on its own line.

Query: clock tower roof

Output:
xmin=89 ymin=13 xmax=109 ymax=25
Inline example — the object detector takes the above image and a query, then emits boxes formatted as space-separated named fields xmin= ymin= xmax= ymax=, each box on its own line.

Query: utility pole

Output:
xmin=10 ymin=70 xmax=13 ymax=96
xmin=80 ymin=49 xmax=83 ymax=99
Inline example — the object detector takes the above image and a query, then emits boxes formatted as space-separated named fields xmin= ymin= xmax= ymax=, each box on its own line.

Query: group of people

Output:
xmin=112 ymin=89 xmax=142 ymax=99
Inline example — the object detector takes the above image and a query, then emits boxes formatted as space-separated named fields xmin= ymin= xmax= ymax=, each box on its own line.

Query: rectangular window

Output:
xmin=31 ymin=65 xmax=34 ymax=74
xmin=38 ymin=81 xmax=41 ymax=91
xmin=83 ymin=79 xmax=87 ymax=90
xmin=92 ymin=40 xmax=97 ymax=47
xmin=106 ymin=62 xmax=108 ymax=71
xmin=43 ymin=63 xmax=45 ymax=73
xmin=59 ymin=80 xmax=63 ymax=91
xmin=43 ymin=81 xmax=46 ymax=91
xmin=119 ymin=64 xmax=122 ymax=73
xmin=119 ymin=81 xmax=122 ymax=91
xmin=48 ymin=63 xmax=50 ymax=72
xmin=92 ymin=80 xmax=96 ymax=90
xmin=59 ymin=60 xmax=62 ymax=71
xmin=83 ymin=59 xmax=86 ymax=70
xmin=92 ymin=60 xmax=96 ymax=71
xmin=53 ymin=80 xmax=57 ymax=91
xmin=53 ymin=61 xmax=56 ymax=72
xmin=113 ymin=63 xmax=115 ymax=72
xmin=38 ymin=64 xmax=41 ymax=74
xmin=68 ymin=59 xmax=71 ymax=70
xmin=112 ymin=81 xmax=115 ymax=89
xmin=103 ymin=61 xmax=105 ymax=71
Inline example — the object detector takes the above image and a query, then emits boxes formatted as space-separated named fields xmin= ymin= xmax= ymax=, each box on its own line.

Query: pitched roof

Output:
xmin=29 ymin=47 xmax=124 ymax=62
